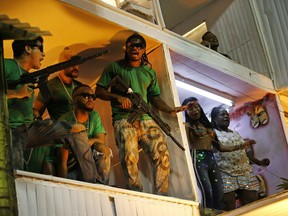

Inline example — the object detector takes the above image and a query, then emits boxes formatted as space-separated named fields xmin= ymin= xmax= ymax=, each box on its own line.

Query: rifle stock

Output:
xmin=109 ymin=75 xmax=185 ymax=151
xmin=7 ymin=49 xmax=109 ymax=98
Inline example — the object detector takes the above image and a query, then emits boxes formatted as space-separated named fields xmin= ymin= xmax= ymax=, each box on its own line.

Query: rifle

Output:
xmin=8 ymin=49 xmax=109 ymax=99
xmin=109 ymin=75 xmax=185 ymax=151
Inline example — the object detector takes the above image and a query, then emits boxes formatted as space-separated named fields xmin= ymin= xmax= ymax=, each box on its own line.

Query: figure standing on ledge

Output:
xmin=5 ymin=37 xmax=69 ymax=172
xmin=211 ymin=105 xmax=261 ymax=210
xmin=182 ymin=97 xmax=224 ymax=210
xmin=95 ymin=33 xmax=185 ymax=195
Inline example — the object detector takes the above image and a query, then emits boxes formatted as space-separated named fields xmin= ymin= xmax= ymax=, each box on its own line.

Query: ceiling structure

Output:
xmin=159 ymin=0 xmax=233 ymax=35
xmin=159 ymin=0 xmax=215 ymax=31
xmin=171 ymin=50 xmax=268 ymax=114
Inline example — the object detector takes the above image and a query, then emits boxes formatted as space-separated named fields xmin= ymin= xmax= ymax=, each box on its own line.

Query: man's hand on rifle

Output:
xmin=8 ymin=84 xmax=33 ymax=99
xmin=19 ymin=84 xmax=34 ymax=99
xmin=117 ymin=96 xmax=133 ymax=109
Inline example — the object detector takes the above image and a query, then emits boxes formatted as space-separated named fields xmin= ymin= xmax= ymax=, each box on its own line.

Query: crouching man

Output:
xmin=56 ymin=85 xmax=112 ymax=184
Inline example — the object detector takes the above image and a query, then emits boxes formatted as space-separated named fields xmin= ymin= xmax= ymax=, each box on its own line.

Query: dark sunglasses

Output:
xmin=29 ymin=44 xmax=44 ymax=52
xmin=75 ymin=93 xmax=96 ymax=100
xmin=127 ymin=42 xmax=145 ymax=49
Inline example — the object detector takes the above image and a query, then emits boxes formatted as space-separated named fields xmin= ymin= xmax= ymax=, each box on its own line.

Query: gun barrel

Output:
xmin=169 ymin=135 xmax=185 ymax=151
xmin=7 ymin=49 xmax=109 ymax=89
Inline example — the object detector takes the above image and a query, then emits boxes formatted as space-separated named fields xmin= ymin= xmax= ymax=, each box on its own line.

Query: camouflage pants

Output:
xmin=93 ymin=143 xmax=112 ymax=185
xmin=113 ymin=119 xmax=170 ymax=194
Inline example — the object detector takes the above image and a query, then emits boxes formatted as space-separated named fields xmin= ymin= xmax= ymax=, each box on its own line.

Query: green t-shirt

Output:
xmin=97 ymin=60 xmax=161 ymax=121
xmin=23 ymin=146 xmax=55 ymax=174
xmin=57 ymin=111 xmax=106 ymax=172
xmin=58 ymin=110 xmax=106 ymax=138
xmin=5 ymin=59 xmax=34 ymax=128
xmin=36 ymin=76 xmax=82 ymax=120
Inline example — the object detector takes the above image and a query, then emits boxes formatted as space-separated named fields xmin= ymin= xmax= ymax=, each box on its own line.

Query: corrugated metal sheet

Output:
xmin=249 ymin=0 xmax=288 ymax=89
xmin=209 ymin=0 xmax=271 ymax=80
xmin=210 ymin=0 xmax=288 ymax=90
xmin=15 ymin=171 xmax=199 ymax=216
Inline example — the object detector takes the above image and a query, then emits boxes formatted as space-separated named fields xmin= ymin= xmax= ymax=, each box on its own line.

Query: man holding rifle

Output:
xmin=96 ymin=33 xmax=185 ymax=195
xmin=6 ymin=36 xmax=45 ymax=125
xmin=5 ymin=36 xmax=69 ymax=173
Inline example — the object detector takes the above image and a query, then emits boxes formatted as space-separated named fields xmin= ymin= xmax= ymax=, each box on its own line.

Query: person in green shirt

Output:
xmin=95 ymin=33 xmax=185 ymax=195
xmin=6 ymin=37 xmax=44 ymax=128
xmin=57 ymin=85 xmax=111 ymax=184
xmin=33 ymin=47 xmax=83 ymax=121
xmin=5 ymin=37 xmax=69 ymax=174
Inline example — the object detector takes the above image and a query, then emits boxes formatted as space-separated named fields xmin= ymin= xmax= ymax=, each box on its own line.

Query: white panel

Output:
xmin=92 ymin=193 xmax=102 ymax=216
xmin=176 ymin=205 xmax=186 ymax=216
xmin=15 ymin=173 xmax=198 ymax=216
xmin=141 ymin=201 xmax=152 ymax=216
xmin=35 ymin=184 xmax=47 ymax=216
xmin=70 ymin=189 xmax=79 ymax=216
xmin=165 ymin=205 xmax=177 ymax=216
xmin=128 ymin=199 xmax=137 ymax=216
xmin=135 ymin=200 xmax=144 ymax=216
xmin=15 ymin=181 xmax=29 ymax=216
xmin=122 ymin=197 xmax=132 ymax=216
xmin=114 ymin=196 xmax=124 ymax=216
xmin=184 ymin=205 xmax=193 ymax=216
xmin=122 ymin=198 xmax=131 ymax=216
xmin=54 ymin=186 xmax=64 ymax=216
xmin=45 ymin=185 xmax=56 ymax=216
xmin=100 ymin=194 xmax=114 ymax=216
xmin=61 ymin=188 xmax=73 ymax=216
xmin=76 ymin=190 xmax=87 ymax=215
xmin=26 ymin=183 xmax=37 ymax=216
xmin=152 ymin=202 xmax=162 ymax=216
xmin=85 ymin=191 xmax=95 ymax=216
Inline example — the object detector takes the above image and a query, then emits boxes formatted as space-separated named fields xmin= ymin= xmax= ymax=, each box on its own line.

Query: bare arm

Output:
xmin=246 ymin=149 xmax=270 ymax=166
xmin=56 ymin=147 xmax=69 ymax=178
xmin=33 ymin=100 xmax=47 ymax=119
xmin=149 ymin=95 xmax=187 ymax=114
xmin=88 ymin=133 xmax=106 ymax=147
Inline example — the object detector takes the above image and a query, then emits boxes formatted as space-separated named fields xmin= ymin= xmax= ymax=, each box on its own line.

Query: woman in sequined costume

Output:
xmin=182 ymin=97 xmax=224 ymax=210
xmin=211 ymin=105 xmax=259 ymax=210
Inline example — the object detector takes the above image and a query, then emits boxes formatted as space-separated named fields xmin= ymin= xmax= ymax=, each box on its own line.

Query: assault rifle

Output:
xmin=8 ymin=49 xmax=109 ymax=99
xmin=109 ymin=75 xmax=185 ymax=151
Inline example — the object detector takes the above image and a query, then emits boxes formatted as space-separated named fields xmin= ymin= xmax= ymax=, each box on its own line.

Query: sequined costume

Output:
xmin=191 ymin=150 xmax=223 ymax=210
xmin=214 ymin=130 xmax=260 ymax=193
xmin=182 ymin=97 xmax=223 ymax=210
